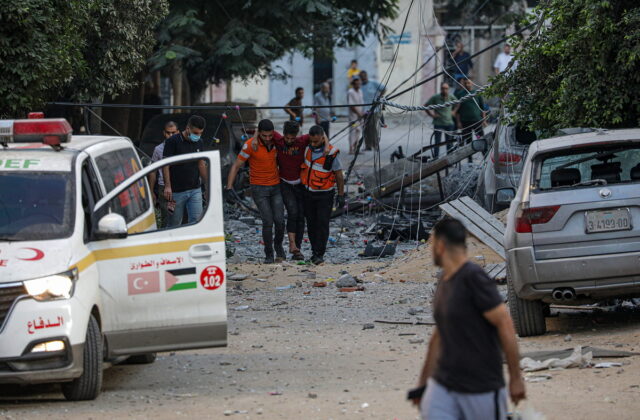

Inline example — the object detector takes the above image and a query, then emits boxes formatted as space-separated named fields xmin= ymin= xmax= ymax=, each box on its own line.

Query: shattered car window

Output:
xmin=535 ymin=144 xmax=640 ymax=190
xmin=0 ymin=172 xmax=75 ymax=240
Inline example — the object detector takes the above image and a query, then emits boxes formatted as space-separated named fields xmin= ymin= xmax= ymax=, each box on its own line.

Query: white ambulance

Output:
xmin=0 ymin=116 xmax=227 ymax=400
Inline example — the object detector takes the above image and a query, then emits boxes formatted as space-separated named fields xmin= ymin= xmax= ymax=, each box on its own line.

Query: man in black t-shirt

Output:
xmin=162 ymin=115 xmax=208 ymax=227
xmin=413 ymin=218 xmax=525 ymax=419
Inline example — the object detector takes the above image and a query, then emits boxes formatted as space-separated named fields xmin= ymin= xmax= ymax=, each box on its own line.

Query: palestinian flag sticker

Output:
xmin=165 ymin=268 xmax=198 ymax=291
xmin=200 ymin=265 xmax=224 ymax=290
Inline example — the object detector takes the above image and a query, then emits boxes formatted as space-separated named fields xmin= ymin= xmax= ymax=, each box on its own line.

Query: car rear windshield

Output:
xmin=0 ymin=172 xmax=75 ymax=241
xmin=534 ymin=143 xmax=640 ymax=190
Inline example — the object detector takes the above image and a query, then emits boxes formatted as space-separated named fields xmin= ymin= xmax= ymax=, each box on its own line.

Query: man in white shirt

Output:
xmin=494 ymin=44 xmax=514 ymax=75
xmin=347 ymin=77 xmax=364 ymax=154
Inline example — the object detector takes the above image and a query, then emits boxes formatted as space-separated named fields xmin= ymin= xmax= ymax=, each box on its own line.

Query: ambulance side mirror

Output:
xmin=94 ymin=213 xmax=128 ymax=240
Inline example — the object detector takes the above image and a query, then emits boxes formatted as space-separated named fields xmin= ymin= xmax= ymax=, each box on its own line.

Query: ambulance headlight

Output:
xmin=24 ymin=269 xmax=78 ymax=301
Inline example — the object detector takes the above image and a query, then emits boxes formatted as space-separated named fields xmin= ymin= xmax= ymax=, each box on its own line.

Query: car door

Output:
xmin=89 ymin=151 xmax=226 ymax=356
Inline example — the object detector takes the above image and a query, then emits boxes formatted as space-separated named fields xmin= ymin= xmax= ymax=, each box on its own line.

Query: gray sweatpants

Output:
xmin=420 ymin=378 xmax=507 ymax=420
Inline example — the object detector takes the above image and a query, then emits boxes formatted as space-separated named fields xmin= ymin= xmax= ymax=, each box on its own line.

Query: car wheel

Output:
xmin=126 ymin=353 xmax=157 ymax=364
xmin=507 ymin=270 xmax=546 ymax=337
xmin=61 ymin=315 xmax=103 ymax=401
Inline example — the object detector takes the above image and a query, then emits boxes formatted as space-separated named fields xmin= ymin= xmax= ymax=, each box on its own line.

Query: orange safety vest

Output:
xmin=300 ymin=145 xmax=339 ymax=191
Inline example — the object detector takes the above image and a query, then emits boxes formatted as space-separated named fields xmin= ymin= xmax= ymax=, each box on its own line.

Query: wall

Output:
xmin=377 ymin=0 xmax=437 ymax=107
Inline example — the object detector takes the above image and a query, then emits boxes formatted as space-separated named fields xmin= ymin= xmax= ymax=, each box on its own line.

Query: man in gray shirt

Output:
xmin=313 ymin=82 xmax=333 ymax=137
xmin=148 ymin=120 xmax=178 ymax=227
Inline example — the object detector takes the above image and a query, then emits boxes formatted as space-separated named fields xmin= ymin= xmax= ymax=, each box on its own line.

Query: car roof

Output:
xmin=529 ymin=128 xmax=640 ymax=155
xmin=2 ymin=136 xmax=131 ymax=172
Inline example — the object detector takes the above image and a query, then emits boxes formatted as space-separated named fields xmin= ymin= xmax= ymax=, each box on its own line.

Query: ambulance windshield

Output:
xmin=0 ymin=172 xmax=75 ymax=241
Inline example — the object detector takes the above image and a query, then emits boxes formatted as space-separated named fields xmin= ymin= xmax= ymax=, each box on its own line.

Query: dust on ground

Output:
xmin=2 ymin=239 xmax=639 ymax=420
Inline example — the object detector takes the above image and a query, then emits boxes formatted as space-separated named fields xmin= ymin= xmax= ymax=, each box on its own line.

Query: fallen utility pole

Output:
xmin=364 ymin=142 xmax=475 ymax=199
xmin=335 ymin=142 xmax=475 ymax=218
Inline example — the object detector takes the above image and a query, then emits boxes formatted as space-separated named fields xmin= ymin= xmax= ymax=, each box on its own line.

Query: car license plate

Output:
xmin=585 ymin=208 xmax=632 ymax=233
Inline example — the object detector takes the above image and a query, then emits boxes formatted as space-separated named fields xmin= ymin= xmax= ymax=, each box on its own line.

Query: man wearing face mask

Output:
xmin=162 ymin=115 xmax=208 ymax=227
xmin=226 ymin=119 xmax=286 ymax=264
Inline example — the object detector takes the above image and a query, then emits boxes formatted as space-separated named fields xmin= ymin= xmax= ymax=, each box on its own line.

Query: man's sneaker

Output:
xmin=275 ymin=256 xmax=285 ymax=263
xmin=264 ymin=255 xmax=275 ymax=264
xmin=291 ymin=250 xmax=304 ymax=261
xmin=311 ymin=255 xmax=324 ymax=265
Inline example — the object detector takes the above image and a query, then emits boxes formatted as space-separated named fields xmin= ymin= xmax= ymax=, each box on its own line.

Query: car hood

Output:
xmin=0 ymin=240 xmax=72 ymax=283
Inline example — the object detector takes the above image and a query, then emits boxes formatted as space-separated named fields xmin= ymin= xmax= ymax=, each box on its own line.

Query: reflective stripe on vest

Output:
xmin=301 ymin=145 xmax=338 ymax=191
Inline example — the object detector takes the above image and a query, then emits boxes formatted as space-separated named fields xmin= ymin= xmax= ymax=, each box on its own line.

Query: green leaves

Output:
xmin=153 ymin=0 xmax=399 ymax=98
xmin=0 ymin=0 xmax=168 ymax=117
xmin=491 ymin=0 xmax=640 ymax=132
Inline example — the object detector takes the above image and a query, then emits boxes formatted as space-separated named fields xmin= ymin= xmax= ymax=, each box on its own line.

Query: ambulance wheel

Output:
xmin=126 ymin=353 xmax=157 ymax=364
xmin=62 ymin=315 xmax=103 ymax=401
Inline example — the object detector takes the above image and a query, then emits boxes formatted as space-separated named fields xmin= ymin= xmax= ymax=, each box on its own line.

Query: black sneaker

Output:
xmin=311 ymin=255 xmax=324 ymax=265
xmin=264 ymin=255 xmax=275 ymax=264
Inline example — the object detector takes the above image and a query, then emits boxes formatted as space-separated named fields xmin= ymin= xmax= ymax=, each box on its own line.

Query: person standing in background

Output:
xmin=347 ymin=59 xmax=360 ymax=82
xmin=494 ymin=44 xmax=514 ymax=75
xmin=454 ymin=77 xmax=488 ymax=148
xmin=285 ymin=87 xmax=305 ymax=127
xmin=149 ymin=120 xmax=179 ymax=227
xmin=450 ymin=41 xmax=473 ymax=81
xmin=359 ymin=70 xmax=385 ymax=151
xmin=424 ymin=83 xmax=457 ymax=158
xmin=313 ymin=82 xmax=333 ymax=137
xmin=347 ymin=77 xmax=364 ymax=154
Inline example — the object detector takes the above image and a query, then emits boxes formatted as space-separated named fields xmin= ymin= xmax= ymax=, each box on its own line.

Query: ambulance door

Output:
xmin=89 ymin=151 xmax=226 ymax=356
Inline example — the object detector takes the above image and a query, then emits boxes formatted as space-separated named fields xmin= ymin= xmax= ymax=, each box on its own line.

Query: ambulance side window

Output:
xmin=95 ymin=148 xmax=151 ymax=223
xmin=81 ymin=160 xmax=102 ymax=242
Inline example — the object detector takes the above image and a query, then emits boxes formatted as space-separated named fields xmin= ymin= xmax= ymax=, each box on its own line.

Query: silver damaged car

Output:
xmin=505 ymin=129 xmax=640 ymax=336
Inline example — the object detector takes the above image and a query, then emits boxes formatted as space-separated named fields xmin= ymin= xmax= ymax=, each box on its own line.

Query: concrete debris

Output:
xmin=520 ymin=346 xmax=593 ymax=372
xmin=239 ymin=216 xmax=256 ymax=225
xmin=336 ymin=274 xmax=357 ymax=288
xmin=525 ymin=374 xmax=552 ymax=383
xmin=594 ymin=362 xmax=623 ymax=369
xmin=308 ymin=393 xmax=318 ymax=399
xmin=230 ymin=273 xmax=248 ymax=281
xmin=362 ymin=323 xmax=375 ymax=330
xmin=233 ymin=305 xmax=250 ymax=311
xmin=362 ymin=242 xmax=397 ymax=258
xmin=275 ymin=285 xmax=295 ymax=290
xmin=339 ymin=286 xmax=365 ymax=293
xmin=407 ymin=307 xmax=425 ymax=316
xmin=564 ymin=334 xmax=572 ymax=342
xmin=408 ymin=338 xmax=424 ymax=344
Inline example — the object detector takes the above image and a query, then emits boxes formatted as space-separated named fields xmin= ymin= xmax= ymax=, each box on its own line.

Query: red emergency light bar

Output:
xmin=0 ymin=118 xmax=72 ymax=146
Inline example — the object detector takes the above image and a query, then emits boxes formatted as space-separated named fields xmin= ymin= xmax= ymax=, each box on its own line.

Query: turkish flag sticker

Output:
xmin=200 ymin=266 xmax=224 ymax=290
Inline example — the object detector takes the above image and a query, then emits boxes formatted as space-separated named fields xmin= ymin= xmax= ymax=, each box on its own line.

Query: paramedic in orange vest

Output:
xmin=226 ymin=119 xmax=286 ymax=264
xmin=300 ymin=125 xmax=345 ymax=265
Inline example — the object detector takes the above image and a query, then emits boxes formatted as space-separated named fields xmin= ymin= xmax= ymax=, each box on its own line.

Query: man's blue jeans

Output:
xmin=167 ymin=187 xmax=203 ymax=227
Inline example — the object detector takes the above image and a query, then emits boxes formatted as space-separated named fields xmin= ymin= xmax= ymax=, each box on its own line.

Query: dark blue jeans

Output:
xmin=280 ymin=182 xmax=305 ymax=249
xmin=251 ymin=185 xmax=285 ymax=257
xmin=433 ymin=124 xmax=456 ymax=158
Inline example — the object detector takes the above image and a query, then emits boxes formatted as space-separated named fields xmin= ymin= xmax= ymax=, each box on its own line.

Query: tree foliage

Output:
xmin=151 ymin=0 xmax=399 ymax=99
xmin=0 ymin=0 xmax=167 ymax=117
xmin=440 ymin=0 xmax=528 ymax=26
xmin=492 ymin=0 xmax=640 ymax=131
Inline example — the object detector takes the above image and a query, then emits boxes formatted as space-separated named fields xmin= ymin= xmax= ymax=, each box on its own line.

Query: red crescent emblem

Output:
xmin=17 ymin=248 xmax=45 ymax=261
